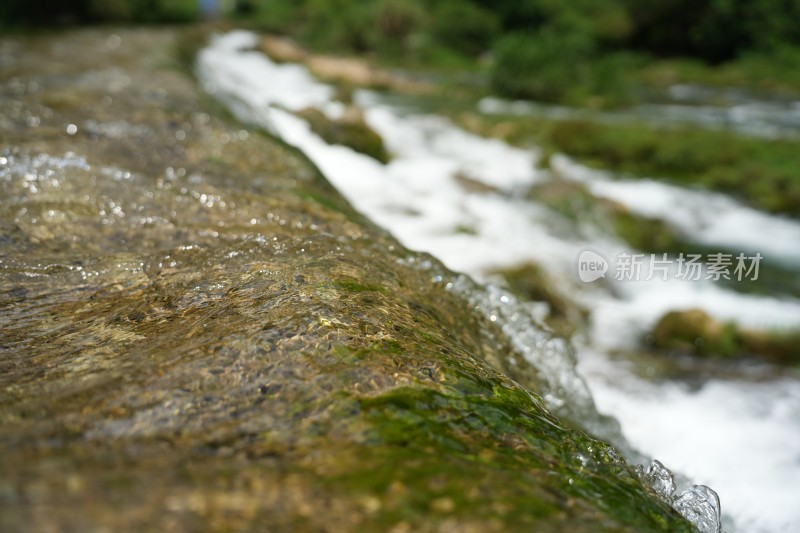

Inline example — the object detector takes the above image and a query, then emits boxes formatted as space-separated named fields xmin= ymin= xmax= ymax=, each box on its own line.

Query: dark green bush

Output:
xmin=490 ymin=30 xmax=596 ymax=103
xmin=300 ymin=0 xmax=375 ymax=52
xmin=431 ymin=1 xmax=499 ymax=56
xmin=240 ymin=0 xmax=306 ymax=33
xmin=0 ymin=0 xmax=198 ymax=26
xmin=373 ymin=0 xmax=425 ymax=43
xmin=624 ymin=0 xmax=800 ymax=62
xmin=371 ymin=0 xmax=427 ymax=56
xmin=282 ymin=0 xmax=427 ymax=55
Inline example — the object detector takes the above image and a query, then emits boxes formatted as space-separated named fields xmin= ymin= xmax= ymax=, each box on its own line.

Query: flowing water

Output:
xmin=198 ymin=31 xmax=800 ymax=532
xmin=479 ymin=87 xmax=800 ymax=139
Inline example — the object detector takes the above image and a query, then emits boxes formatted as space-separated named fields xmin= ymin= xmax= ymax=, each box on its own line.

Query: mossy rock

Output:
xmin=529 ymin=177 xmax=683 ymax=254
xmin=649 ymin=308 xmax=800 ymax=365
xmin=610 ymin=209 xmax=681 ymax=254
xmin=650 ymin=308 xmax=738 ymax=358
xmin=296 ymin=106 xmax=391 ymax=164
xmin=0 ymin=27 xmax=693 ymax=532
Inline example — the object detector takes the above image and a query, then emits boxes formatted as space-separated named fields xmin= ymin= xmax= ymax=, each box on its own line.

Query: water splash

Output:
xmin=452 ymin=275 xmax=723 ymax=533
xmin=448 ymin=275 xmax=625 ymax=438
xmin=639 ymin=460 xmax=722 ymax=533
xmin=443 ymin=269 xmax=724 ymax=533
xmin=674 ymin=485 xmax=723 ymax=533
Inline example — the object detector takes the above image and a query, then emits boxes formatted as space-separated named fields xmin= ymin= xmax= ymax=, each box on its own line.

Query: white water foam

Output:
xmin=552 ymin=155 xmax=800 ymax=266
xmin=581 ymin=350 xmax=800 ymax=533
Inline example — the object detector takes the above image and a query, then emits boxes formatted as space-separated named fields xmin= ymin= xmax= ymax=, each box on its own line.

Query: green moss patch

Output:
xmin=649 ymin=308 xmax=800 ymax=365
xmin=296 ymin=106 xmax=391 ymax=163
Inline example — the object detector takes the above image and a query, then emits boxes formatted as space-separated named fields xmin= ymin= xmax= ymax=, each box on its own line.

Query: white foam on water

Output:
xmin=198 ymin=30 xmax=332 ymax=115
xmin=591 ymin=276 xmax=800 ymax=351
xmin=580 ymin=351 xmax=800 ymax=533
xmin=552 ymin=155 xmax=800 ymax=266
xmin=198 ymin=31 xmax=800 ymax=532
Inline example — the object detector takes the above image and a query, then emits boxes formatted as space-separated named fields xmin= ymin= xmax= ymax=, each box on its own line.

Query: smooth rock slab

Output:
xmin=0 ymin=28 xmax=691 ymax=532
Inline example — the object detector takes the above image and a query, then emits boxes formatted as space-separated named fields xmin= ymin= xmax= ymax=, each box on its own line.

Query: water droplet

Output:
xmin=673 ymin=485 xmax=721 ymax=533
xmin=106 ymin=34 xmax=122 ymax=50
xmin=644 ymin=460 xmax=676 ymax=501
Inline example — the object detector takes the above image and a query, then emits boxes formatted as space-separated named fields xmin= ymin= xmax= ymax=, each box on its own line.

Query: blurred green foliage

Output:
xmin=228 ymin=0 xmax=800 ymax=104
xmin=4 ymin=0 xmax=800 ymax=105
xmin=430 ymin=1 xmax=499 ymax=56
xmin=0 ymin=0 xmax=197 ymax=26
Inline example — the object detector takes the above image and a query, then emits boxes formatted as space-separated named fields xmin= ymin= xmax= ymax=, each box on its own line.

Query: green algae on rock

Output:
xmin=528 ymin=175 xmax=683 ymax=255
xmin=650 ymin=308 xmax=800 ymax=365
xmin=0 ymin=28 xmax=693 ymax=532
xmin=295 ymin=105 xmax=391 ymax=164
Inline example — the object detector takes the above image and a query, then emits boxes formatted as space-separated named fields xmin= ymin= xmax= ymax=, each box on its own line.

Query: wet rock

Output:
xmin=0 ymin=28 xmax=693 ymax=532
xmin=650 ymin=308 xmax=800 ymax=364
xmin=296 ymin=106 xmax=391 ymax=163
xmin=259 ymin=34 xmax=433 ymax=94
xmin=529 ymin=177 xmax=682 ymax=254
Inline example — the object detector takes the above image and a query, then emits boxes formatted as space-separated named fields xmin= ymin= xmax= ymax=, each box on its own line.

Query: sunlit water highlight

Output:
xmin=199 ymin=30 xmax=800 ymax=532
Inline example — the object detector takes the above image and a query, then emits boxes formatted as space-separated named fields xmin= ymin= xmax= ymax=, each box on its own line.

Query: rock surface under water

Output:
xmin=0 ymin=28 xmax=692 ymax=532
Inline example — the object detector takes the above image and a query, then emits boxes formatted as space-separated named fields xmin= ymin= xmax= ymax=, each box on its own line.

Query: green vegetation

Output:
xmin=544 ymin=120 xmax=800 ymax=217
xmin=527 ymin=177 xmax=800 ymax=303
xmin=649 ymin=308 xmax=800 ymax=365
xmin=241 ymin=0 xmax=430 ymax=60
xmin=338 ymin=386 xmax=693 ymax=531
xmin=6 ymin=0 xmax=800 ymax=108
xmin=491 ymin=32 xmax=641 ymax=107
xmin=226 ymin=0 xmax=800 ymax=106
xmin=430 ymin=1 xmax=498 ymax=57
